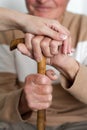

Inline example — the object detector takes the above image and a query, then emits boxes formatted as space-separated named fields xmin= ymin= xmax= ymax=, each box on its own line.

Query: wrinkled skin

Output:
xmin=18 ymin=0 xmax=79 ymax=113
xmin=18 ymin=0 xmax=70 ymax=62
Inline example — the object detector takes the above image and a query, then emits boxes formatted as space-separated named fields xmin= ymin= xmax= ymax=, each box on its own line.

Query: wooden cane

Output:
xmin=10 ymin=38 xmax=46 ymax=130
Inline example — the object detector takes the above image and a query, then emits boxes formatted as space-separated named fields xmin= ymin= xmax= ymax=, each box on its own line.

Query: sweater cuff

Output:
xmin=60 ymin=64 xmax=87 ymax=104
xmin=9 ymin=88 xmax=24 ymax=122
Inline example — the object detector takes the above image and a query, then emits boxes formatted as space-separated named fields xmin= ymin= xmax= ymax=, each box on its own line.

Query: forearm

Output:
xmin=53 ymin=56 xmax=80 ymax=83
xmin=0 ymin=7 xmax=28 ymax=31
xmin=60 ymin=64 xmax=87 ymax=104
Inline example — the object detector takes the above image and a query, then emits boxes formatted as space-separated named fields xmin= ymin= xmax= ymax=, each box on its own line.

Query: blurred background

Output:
xmin=0 ymin=0 xmax=87 ymax=15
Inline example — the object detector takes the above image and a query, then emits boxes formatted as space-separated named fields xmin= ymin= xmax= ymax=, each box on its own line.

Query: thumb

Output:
xmin=46 ymin=69 xmax=58 ymax=80
xmin=17 ymin=43 xmax=31 ymax=57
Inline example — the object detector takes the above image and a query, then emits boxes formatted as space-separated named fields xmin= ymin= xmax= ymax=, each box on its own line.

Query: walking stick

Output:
xmin=10 ymin=38 xmax=46 ymax=130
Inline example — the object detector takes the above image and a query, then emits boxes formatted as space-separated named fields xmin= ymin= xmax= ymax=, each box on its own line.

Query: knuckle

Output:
xmin=48 ymin=94 xmax=52 ymax=102
xmin=50 ymin=41 xmax=57 ymax=48
xmin=32 ymin=37 xmax=39 ymax=45
xmin=40 ymin=75 xmax=47 ymax=84
xmin=41 ymin=38 xmax=51 ymax=48
xmin=45 ymin=85 xmax=52 ymax=94
xmin=41 ymin=41 xmax=47 ymax=48
xmin=36 ymin=74 xmax=45 ymax=84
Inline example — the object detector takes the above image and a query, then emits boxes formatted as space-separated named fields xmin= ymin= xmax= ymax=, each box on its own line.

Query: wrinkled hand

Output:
xmin=17 ymin=17 xmax=71 ymax=60
xmin=17 ymin=32 xmax=71 ymax=62
xmin=49 ymin=47 xmax=79 ymax=82
xmin=23 ymin=70 xmax=57 ymax=111
xmin=17 ymin=33 xmax=79 ymax=82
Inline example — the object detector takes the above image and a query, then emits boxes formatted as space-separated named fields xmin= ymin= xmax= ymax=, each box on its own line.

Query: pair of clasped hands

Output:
xmin=18 ymin=21 xmax=72 ymax=113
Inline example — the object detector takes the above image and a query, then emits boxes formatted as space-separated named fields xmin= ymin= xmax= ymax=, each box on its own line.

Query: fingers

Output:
xmin=46 ymin=69 xmax=58 ymax=80
xmin=17 ymin=33 xmax=34 ymax=58
xmin=40 ymin=37 xmax=52 ymax=57
xmin=25 ymin=33 xmax=34 ymax=58
xmin=24 ymin=74 xmax=53 ymax=110
xmin=23 ymin=34 xmax=64 ymax=62
xmin=31 ymin=35 xmax=44 ymax=61
xmin=19 ymin=35 xmax=72 ymax=62
xmin=44 ymin=20 xmax=70 ymax=41
xmin=17 ymin=31 xmax=72 ymax=62
xmin=17 ymin=43 xmax=32 ymax=58
xmin=27 ymin=101 xmax=52 ymax=111
xmin=50 ymin=40 xmax=62 ymax=55
xmin=32 ymin=36 xmax=63 ymax=61
xmin=18 ymin=15 xmax=72 ymax=59
xmin=61 ymin=36 xmax=72 ymax=54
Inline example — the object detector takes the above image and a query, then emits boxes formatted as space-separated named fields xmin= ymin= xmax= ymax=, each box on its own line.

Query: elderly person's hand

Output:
xmin=19 ymin=70 xmax=57 ymax=113
xmin=17 ymin=32 xmax=79 ymax=84
xmin=48 ymin=48 xmax=79 ymax=83
xmin=17 ymin=30 xmax=71 ymax=62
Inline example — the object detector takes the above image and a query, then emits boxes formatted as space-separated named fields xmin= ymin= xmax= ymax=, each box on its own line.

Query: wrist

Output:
xmin=9 ymin=10 xmax=27 ymax=31
xmin=19 ymin=13 xmax=34 ymax=33
xmin=53 ymin=56 xmax=80 ymax=82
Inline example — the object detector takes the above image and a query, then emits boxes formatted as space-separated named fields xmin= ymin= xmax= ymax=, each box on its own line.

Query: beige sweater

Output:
xmin=0 ymin=11 xmax=87 ymax=126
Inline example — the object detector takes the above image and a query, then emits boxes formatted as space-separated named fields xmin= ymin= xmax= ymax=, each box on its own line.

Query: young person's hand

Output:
xmin=0 ymin=7 xmax=69 ymax=41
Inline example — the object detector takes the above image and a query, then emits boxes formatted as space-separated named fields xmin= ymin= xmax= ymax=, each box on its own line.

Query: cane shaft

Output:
xmin=37 ymin=56 xmax=46 ymax=130
xmin=10 ymin=38 xmax=46 ymax=130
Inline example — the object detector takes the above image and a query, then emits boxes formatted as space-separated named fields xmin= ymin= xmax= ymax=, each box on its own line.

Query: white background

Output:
xmin=0 ymin=0 xmax=87 ymax=15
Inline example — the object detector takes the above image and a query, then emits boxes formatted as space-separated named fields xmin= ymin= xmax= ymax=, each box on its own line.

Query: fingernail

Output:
xmin=59 ymin=34 xmax=68 ymax=40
